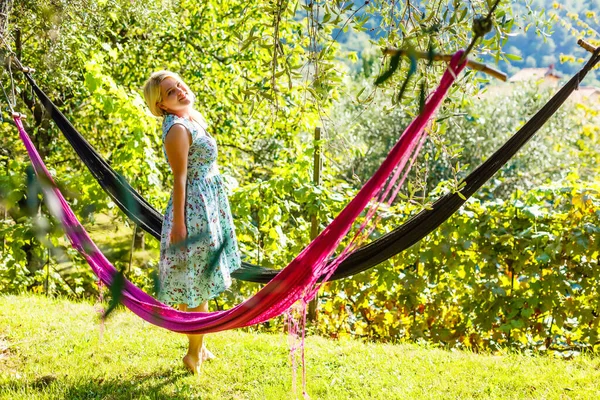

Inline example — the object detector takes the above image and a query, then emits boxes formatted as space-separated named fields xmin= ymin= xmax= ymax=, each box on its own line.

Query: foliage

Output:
xmin=430 ymin=83 xmax=600 ymax=198
xmin=318 ymin=177 xmax=600 ymax=352
xmin=1 ymin=0 xmax=522 ymax=296
xmin=3 ymin=0 xmax=599 ymax=355
xmin=337 ymin=1 xmax=599 ymax=82
xmin=1 ymin=0 xmax=330 ymax=295
xmin=328 ymin=76 xmax=600 ymax=204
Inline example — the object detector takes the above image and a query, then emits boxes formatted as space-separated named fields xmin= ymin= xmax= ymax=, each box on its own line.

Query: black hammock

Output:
xmin=23 ymin=49 xmax=600 ymax=283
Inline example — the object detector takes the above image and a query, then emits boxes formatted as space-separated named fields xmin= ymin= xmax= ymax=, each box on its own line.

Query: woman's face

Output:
xmin=158 ymin=77 xmax=193 ymax=114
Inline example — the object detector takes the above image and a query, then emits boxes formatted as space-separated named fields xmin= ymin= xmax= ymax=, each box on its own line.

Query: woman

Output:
xmin=143 ymin=71 xmax=241 ymax=374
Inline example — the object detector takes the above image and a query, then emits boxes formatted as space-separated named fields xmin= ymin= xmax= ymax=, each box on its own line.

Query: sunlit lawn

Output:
xmin=1 ymin=294 xmax=600 ymax=399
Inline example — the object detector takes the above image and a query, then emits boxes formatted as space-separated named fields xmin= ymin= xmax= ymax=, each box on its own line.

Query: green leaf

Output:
xmin=505 ymin=53 xmax=523 ymax=61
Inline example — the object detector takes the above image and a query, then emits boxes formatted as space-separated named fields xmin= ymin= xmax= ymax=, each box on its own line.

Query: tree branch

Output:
xmin=383 ymin=48 xmax=507 ymax=81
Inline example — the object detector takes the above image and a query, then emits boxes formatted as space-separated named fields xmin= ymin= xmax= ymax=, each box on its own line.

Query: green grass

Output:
xmin=1 ymin=295 xmax=600 ymax=399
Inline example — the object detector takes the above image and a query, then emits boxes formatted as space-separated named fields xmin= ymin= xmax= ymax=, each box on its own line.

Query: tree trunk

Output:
xmin=0 ymin=0 xmax=13 ymax=39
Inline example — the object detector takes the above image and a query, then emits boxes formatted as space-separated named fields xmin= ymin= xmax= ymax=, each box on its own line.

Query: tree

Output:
xmin=0 ymin=1 xmax=560 ymax=315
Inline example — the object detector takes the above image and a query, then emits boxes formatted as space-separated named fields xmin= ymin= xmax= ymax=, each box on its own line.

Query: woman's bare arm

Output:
xmin=164 ymin=124 xmax=191 ymax=244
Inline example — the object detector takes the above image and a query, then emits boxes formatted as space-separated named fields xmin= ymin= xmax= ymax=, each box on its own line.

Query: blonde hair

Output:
xmin=143 ymin=70 xmax=207 ymax=126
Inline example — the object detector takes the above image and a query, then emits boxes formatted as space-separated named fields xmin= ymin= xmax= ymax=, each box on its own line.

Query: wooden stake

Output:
xmin=578 ymin=39 xmax=598 ymax=54
xmin=310 ymin=127 xmax=322 ymax=241
xmin=308 ymin=127 xmax=322 ymax=323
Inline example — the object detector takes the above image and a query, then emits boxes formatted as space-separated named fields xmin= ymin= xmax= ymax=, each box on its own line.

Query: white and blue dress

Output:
xmin=158 ymin=114 xmax=241 ymax=308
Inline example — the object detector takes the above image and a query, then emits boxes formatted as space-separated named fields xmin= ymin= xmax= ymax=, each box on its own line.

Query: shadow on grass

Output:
xmin=1 ymin=368 xmax=196 ymax=399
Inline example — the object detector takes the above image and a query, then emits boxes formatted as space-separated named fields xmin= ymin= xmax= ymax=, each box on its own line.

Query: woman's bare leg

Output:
xmin=179 ymin=302 xmax=208 ymax=374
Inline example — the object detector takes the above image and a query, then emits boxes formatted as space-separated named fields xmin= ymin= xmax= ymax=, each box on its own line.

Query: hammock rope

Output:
xmin=21 ymin=48 xmax=600 ymax=283
xmin=15 ymin=52 xmax=467 ymax=334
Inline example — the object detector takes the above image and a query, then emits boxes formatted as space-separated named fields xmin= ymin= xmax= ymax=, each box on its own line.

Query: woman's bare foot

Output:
xmin=201 ymin=346 xmax=216 ymax=362
xmin=183 ymin=353 xmax=202 ymax=374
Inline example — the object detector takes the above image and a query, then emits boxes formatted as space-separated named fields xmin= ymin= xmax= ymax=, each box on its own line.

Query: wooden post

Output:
xmin=1 ymin=159 xmax=7 ymax=252
xmin=44 ymin=247 xmax=50 ymax=297
xmin=1 ymin=204 xmax=5 ymax=252
xmin=127 ymin=224 xmax=137 ymax=277
xmin=310 ymin=127 xmax=321 ymax=239
xmin=307 ymin=127 xmax=322 ymax=322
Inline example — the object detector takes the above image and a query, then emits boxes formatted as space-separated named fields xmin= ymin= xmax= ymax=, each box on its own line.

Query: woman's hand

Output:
xmin=170 ymin=222 xmax=187 ymax=246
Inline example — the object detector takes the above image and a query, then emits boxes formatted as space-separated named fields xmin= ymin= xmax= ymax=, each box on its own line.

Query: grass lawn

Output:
xmin=1 ymin=294 xmax=599 ymax=399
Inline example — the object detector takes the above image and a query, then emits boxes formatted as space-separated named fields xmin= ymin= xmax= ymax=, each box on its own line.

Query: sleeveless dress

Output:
xmin=158 ymin=114 xmax=241 ymax=308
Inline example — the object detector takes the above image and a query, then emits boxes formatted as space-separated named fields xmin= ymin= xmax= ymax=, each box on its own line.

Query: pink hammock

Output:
xmin=15 ymin=52 xmax=466 ymax=334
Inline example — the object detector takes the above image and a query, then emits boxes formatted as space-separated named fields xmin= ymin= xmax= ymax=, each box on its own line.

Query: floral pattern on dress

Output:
xmin=158 ymin=114 xmax=241 ymax=308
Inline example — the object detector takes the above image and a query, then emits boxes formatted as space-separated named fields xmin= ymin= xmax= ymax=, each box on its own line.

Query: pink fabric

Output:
xmin=15 ymin=52 xmax=465 ymax=334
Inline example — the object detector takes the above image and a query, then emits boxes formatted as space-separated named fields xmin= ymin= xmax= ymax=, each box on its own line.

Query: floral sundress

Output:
xmin=158 ymin=114 xmax=241 ymax=308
